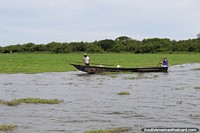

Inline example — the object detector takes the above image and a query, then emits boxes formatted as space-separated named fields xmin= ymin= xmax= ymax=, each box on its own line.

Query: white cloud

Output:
xmin=0 ymin=0 xmax=200 ymax=46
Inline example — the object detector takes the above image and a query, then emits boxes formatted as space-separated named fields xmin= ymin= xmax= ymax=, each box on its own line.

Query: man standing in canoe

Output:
xmin=83 ymin=53 xmax=90 ymax=65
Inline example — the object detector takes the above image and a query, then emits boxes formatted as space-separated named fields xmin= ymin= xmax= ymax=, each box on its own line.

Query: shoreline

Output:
xmin=0 ymin=53 xmax=200 ymax=74
xmin=0 ymin=63 xmax=200 ymax=74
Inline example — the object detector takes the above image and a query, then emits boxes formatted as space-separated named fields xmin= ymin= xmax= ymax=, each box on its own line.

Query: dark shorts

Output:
xmin=85 ymin=63 xmax=89 ymax=66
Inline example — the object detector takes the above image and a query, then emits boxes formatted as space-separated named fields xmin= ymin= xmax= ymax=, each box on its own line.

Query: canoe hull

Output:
xmin=70 ymin=63 xmax=168 ymax=74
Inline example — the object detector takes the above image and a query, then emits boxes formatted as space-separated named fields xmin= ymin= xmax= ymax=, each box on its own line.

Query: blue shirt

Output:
xmin=163 ymin=59 xmax=168 ymax=67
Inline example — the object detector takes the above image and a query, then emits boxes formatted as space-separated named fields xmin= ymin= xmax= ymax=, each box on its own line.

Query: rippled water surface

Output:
xmin=0 ymin=64 xmax=200 ymax=133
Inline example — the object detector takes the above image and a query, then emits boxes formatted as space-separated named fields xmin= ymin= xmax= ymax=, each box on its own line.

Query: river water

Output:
xmin=0 ymin=64 xmax=200 ymax=133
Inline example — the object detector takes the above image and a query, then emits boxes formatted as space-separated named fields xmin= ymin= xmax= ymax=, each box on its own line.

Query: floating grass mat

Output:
xmin=0 ymin=98 xmax=63 ymax=106
xmin=84 ymin=127 xmax=131 ymax=133
xmin=0 ymin=124 xmax=18 ymax=131
xmin=117 ymin=91 xmax=130 ymax=95
xmin=189 ymin=114 xmax=200 ymax=118
xmin=194 ymin=86 xmax=200 ymax=89
xmin=193 ymin=68 xmax=200 ymax=70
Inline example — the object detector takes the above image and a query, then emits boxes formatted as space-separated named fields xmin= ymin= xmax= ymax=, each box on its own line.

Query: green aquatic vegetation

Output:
xmin=0 ymin=100 xmax=4 ymax=104
xmin=110 ymin=75 xmax=118 ymax=79
xmin=84 ymin=127 xmax=131 ymax=133
xmin=1 ymin=100 xmax=21 ymax=106
xmin=14 ymin=98 xmax=63 ymax=104
xmin=0 ymin=124 xmax=18 ymax=131
xmin=189 ymin=114 xmax=200 ymax=118
xmin=153 ymin=75 xmax=159 ymax=78
xmin=124 ymin=77 xmax=137 ymax=80
xmin=0 ymin=100 xmax=21 ymax=106
xmin=193 ymin=68 xmax=200 ymax=70
xmin=0 ymin=98 xmax=63 ymax=106
xmin=194 ymin=86 xmax=200 ymax=89
xmin=174 ymin=87 xmax=184 ymax=90
xmin=117 ymin=91 xmax=130 ymax=95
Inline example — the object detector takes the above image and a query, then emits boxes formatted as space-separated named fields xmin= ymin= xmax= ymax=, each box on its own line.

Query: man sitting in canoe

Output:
xmin=83 ymin=53 xmax=90 ymax=65
xmin=161 ymin=57 xmax=168 ymax=67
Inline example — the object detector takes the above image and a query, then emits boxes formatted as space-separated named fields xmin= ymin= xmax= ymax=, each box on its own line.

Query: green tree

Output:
xmin=46 ymin=42 xmax=65 ymax=53
xmin=111 ymin=43 xmax=126 ymax=53
xmin=86 ymin=44 xmax=103 ymax=53
xmin=34 ymin=44 xmax=47 ymax=52
xmin=97 ymin=39 xmax=115 ymax=51
xmin=21 ymin=43 xmax=36 ymax=52
xmin=115 ymin=36 xmax=132 ymax=42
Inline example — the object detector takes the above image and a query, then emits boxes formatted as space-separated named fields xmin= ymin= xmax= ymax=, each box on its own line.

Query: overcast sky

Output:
xmin=0 ymin=0 xmax=200 ymax=46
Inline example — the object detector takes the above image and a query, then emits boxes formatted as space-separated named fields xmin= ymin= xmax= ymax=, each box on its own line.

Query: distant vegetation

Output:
xmin=0 ymin=53 xmax=200 ymax=73
xmin=0 ymin=36 xmax=200 ymax=53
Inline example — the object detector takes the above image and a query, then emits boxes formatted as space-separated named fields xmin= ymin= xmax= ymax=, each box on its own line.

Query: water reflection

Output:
xmin=0 ymin=64 xmax=200 ymax=133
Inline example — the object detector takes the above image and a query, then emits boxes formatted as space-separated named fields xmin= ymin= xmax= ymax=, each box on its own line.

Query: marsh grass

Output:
xmin=0 ymin=98 xmax=63 ymax=106
xmin=193 ymin=68 xmax=200 ymax=70
xmin=0 ymin=53 xmax=200 ymax=73
xmin=153 ymin=75 xmax=159 ymax=78
xmin=110 ymin=75 xmax=117 ymax=79
xmin=174 ymin=87 xmax=184 ymax=90
xmin=189 ymin=114 xmax=200 ymax=118
xmin=124 ymin=77 xmax=137 ymax=80
xmin=0 ymin=100 xmax=21 ymax=106
xmin=194 ymin=86 xmax=200 ymax=89
xmin=84 ymin=127 xmax=131 ymax=133
xmin=117 ymin=91 xmax=130 ymax=95
xmin=0 ymin=124 xmax=18 ymax=131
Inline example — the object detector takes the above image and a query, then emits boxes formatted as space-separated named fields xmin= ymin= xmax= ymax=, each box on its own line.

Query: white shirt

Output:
xmin=83 ymin=56 xmax=90 ymax=64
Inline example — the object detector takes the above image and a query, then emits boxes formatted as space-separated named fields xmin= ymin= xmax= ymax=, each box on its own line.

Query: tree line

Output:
xmin=0 ymin=36 xmax=200 ymax=54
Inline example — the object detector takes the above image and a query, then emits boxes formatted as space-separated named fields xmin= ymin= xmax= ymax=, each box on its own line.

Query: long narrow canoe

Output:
xmin=70 ymin=63 xmax=168 ymax=74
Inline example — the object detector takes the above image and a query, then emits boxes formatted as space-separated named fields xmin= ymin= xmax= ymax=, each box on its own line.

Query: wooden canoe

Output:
xmin=70 ymin=63 xmax=168 ymax=74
